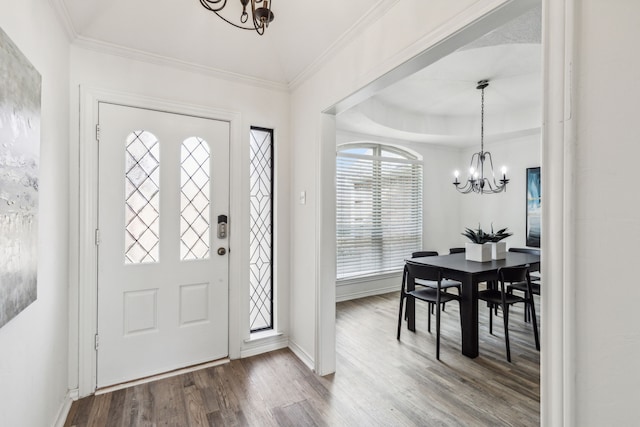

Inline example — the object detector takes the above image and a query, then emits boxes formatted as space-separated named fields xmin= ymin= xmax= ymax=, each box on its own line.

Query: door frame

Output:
xmin=74 ymin=87 xmax=242 ymax=396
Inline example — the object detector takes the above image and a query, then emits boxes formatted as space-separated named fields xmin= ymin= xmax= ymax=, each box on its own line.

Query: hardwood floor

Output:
xmin=65 ymin=291 xmax=540 ymax=426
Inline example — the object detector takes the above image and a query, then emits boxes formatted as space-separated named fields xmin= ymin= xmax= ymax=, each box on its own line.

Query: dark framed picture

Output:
xmin=526 ymin=167 xmax=541 ymax=248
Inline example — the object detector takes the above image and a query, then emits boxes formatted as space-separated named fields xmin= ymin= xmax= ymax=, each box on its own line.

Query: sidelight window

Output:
xmin=249 ymin=127 xmax=274 ymax=332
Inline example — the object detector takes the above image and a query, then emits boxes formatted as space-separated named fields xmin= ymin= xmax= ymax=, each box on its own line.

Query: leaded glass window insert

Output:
xmin=180 ymin=137 xmax=211 ymax=260
xmin=125 ymin=130 xmax=160 ymax=264
xmin=249 ymin=127 xmax=274 ymax=332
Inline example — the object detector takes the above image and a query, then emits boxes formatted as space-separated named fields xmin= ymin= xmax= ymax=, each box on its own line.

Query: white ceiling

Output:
xmin=337 ymin=6 xmax=542 ymax=146
xmin=53 ymin=0 xmax=399 ymax=85
xmin=52 ymin=0 xmax=541 ymax=145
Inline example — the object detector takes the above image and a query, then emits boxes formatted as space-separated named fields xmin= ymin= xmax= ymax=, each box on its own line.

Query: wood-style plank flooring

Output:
xmin=65 ymin=291 xmax=540 ymax=426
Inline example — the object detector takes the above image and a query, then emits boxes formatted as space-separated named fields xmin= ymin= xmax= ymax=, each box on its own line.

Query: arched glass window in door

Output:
xmin=180 ymin=136 xmax=211 ymax=260
xmin=124 ymin=130 xmax=160 ymax=264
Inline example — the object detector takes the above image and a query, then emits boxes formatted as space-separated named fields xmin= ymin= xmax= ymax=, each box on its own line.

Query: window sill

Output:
xmin=246 ymin=329 xmax=283 ymax=343
xmin=337 ymin=270 xmax=402 ymax=286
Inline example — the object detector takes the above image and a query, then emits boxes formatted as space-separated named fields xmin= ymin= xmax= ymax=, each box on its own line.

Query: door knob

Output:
xmin=217 ymin=247 xmax=226 ymax=256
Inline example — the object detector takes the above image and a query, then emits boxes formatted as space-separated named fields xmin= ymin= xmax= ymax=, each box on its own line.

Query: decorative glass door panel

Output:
xmin=97 ymin=103 xmax=229 ymax=387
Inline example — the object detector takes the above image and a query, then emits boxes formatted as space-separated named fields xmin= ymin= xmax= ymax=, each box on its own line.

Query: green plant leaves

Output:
xmin=461 ymin=224 xmax=512 ymax=243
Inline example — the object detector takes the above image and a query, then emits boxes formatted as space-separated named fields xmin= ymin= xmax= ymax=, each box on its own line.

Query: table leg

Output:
xmin=460 ymin=277 xmax=479 ymax=358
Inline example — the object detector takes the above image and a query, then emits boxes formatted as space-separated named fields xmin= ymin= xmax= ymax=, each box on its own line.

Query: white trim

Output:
xmin=240 ymin=334 xmax=289 ymax=359
xmin=288 ymin=0 xmax=401 ymax=90
xmin=72 ymin=36 xmax=289 ymax=93
xmin=315 ymin=114 xmax=337 ymax=376
xmin=336 ymin=286 xmax=398 ymax=303
xmin=541 ymin=0 xmax=575 ymax=425
xmin=47 ymin=0 xmax=77 ymax=41
xmin=75 ymin=86 xmax=242 ymax=397
xmin=52 ymin=391 xmax=73 ymax=427
xmin=288 ymin=340 xmax=315 ymax=372
xmin=327 ymin=0 xmax=538 ymax=115
xmin=337 ymin=270 xmax=402 ymax=286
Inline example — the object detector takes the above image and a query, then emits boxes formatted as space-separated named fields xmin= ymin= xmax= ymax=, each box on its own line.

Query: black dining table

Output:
xmin=407 ymin=251 xmax=541 ymax=358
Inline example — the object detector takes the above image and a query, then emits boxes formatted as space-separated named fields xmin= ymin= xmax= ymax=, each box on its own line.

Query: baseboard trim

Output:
xmin=241 ymin=334 xmax=289 ymax=359
xmin=52 ymin=391 xmax=74 ymax=427
xmin=336 ymin=286 xmax=398 ymax=302
xmin=288 ymin=340 xmax=315 ymax=372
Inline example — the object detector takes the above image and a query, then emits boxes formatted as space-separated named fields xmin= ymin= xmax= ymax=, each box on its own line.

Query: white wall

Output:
xmin=0 ymin=1 xmax=71 ymax=426
xmin=572 ymin=0 xmax=640 ymax=424
xmin=289 ymin=0 xmax=507 ymax=370
xmin=334 ymin=130 xmax=540 ymax=300
xmin=67 ymin=46 xmax=291 ymax=392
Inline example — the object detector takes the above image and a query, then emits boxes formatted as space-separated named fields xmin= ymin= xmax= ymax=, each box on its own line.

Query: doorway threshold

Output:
xmin=95 ymin=357 xmax=230 ymax=395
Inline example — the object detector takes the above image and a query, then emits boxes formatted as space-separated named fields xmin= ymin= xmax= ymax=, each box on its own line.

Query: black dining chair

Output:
xmin=411 ymin=251 xmax=461 ymax=311
xmin=477 ymin=265 xmax=540 ymax=362
xmin=507 ymin=248 xmax=541 ymax=322
xmin=449 ymin=247 xmax=466 ymax=254
xmin=397 ymin=261 xmax=461 ymax=360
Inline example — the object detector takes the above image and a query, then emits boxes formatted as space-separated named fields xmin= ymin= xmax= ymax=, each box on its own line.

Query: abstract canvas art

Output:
xmin=526 ymin=167 xmax=541 ymax=248
xmin=0 ymin=27 xmax=41 ymax=328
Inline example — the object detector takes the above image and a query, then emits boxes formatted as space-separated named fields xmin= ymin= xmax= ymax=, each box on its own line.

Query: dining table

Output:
xmin=407 ymin=251 xmax=541 ymax=358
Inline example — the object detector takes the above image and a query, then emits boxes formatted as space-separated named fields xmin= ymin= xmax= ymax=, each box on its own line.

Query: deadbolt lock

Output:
xmin=217 ymin=247 xmax=226 ymax=256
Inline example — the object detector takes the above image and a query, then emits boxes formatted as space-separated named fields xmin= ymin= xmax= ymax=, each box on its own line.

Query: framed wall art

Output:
xmin=0 ymin=26 xmax=41 ymax=328
xmin=526 ymin=167 xmax=541 ymax=248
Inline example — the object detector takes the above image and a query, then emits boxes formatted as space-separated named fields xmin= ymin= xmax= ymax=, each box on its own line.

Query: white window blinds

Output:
xmin=336 ymin=145 xmax=423 ymax=280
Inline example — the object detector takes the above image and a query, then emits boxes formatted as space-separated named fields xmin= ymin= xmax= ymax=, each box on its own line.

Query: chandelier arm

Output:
xmin=199 ymin=0 xmax=228 ymax=12
xmin=199 ymin=0 xmax=272 ymax=35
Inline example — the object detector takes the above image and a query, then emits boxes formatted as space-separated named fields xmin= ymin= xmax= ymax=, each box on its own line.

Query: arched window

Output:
xmin=336 ymin=143 xmax=423 ymax=279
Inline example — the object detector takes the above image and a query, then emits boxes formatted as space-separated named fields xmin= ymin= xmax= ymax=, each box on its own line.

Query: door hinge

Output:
xmin=95 ymin=124 xmax=100 ymax=141
xmin=94 ymin=334 xmax=99 ymax=350
xmin=95 ymin=229 xmax=100 ymax=246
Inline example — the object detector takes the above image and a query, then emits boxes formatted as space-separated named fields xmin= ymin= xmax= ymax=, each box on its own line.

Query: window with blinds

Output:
xmin=336 ymin=144 xmax=423 ymax=280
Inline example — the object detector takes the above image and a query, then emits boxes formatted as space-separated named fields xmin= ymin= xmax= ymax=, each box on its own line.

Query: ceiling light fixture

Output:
xmin=199 ymin=0 xmax=274 ymax=35
xmin=453 ymin=80 xmax=509 ymax=194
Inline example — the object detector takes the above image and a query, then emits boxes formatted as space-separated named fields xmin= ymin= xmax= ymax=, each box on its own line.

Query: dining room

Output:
xmin=335 ymin=5 xmax=542 ymax=301
xmin=332 ymin=2 xmax=544 ymax=421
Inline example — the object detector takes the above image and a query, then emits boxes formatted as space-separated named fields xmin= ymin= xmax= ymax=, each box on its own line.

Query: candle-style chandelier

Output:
xmin=453 ymin=80 xmax=509 ymax=194
xmin=199 ymin=0 xmax=274 ymax=35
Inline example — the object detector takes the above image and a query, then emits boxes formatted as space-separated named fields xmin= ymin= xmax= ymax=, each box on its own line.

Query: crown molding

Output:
xmin=288 ymin=0 xmax=401 ymax=91
xmin=48 ymin=0 xmax=77 ymax=41
xmin=72 ymin=36 xmax=289 ymax=93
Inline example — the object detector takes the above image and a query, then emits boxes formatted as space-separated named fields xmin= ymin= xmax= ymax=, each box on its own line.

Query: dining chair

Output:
xmin=477 ymin=265 xmax=539 ymax=362
xmin=411 ymin=251 xmax=461 ymax=312
xmin=449 ymin=247 xmax=465 ymax=254
xmin=397 ymin=261 xmax=461 ymax=360
xmin=506 ymin=248 xmax=541 ymax=322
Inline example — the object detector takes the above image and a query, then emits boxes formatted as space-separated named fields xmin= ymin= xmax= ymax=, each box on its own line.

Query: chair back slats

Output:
xmin=498 ymin=266 xmax=530 ymax=284
xmin=508 ymin=247 xmax=540 ymax=256
xmin=405 ymin=260 xmax=441 ymax=283
xmin=411 ymin=251 xmax=438 ymax=258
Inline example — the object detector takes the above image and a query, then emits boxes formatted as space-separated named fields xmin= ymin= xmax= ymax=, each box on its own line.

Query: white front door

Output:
xmin=96 ymin=103 xmax=229 ymax=388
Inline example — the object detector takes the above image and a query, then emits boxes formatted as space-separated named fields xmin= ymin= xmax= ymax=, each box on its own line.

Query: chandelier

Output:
xmin=199 ymin=0 xmax=274 ymax=35
xmin=453 ymin=80 xmax=509 ymax=194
